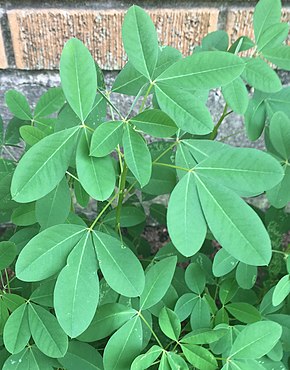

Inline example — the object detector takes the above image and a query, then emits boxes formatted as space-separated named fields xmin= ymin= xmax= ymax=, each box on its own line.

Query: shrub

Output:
xmin=0 ymin=0 xmax=290 ymax=368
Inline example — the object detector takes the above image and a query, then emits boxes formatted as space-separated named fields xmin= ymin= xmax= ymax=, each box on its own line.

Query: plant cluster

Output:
xmin=0 ymin=0 xmax=290 ymax=369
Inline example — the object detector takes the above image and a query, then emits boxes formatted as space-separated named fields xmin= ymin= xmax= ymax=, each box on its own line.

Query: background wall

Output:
xmin=0 ymin=0 xmax=290 ymax=147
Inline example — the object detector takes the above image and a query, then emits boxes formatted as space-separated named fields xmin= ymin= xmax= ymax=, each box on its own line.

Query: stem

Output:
xmin=97 ymin=89 xmax=125 ymax=120
xmin=272 ymin=249 xmax=288 ymax=257
xmin=138 ymin=311 xmax=163 ymax=348
xmin=4 ymin=269 xmax=11 ymax=293
xmin=153 ymin=162 xmax=191 ymax=172
xmin=139 ymin=83 xmax=154 ymax=113
xmin=115 ymin=162 xmax=128 ymax=232
xmin=66 ymin=171 xmax=80 ymax=183
xmin=126 ymin=83 xmax=149 ymax=120
xmin=210 ymin=104 xmax=230 ymax=140
xmin=153 ymin=142 xmax=177 ymax=163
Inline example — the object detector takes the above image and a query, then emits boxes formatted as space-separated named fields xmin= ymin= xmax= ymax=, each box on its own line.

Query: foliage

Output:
xmin=0 ymin=0 xmax=290 ymax=369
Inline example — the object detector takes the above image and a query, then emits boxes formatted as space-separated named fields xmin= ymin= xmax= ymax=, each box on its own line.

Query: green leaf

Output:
xmin=20 ymin=125 xmax=46 ymax=146
xmin=213 ymin=249 xmax=238 ymax=277
xmin=78 ymin=303 xmax=136 ymax=342
xmin=130 ymin=109 xmax=177 ymax=138
xmin=0 ymin=301 xmax=9 ymax=335
xmin=122 ymin=5 xmax=158 ymax=79
xmin=181 ymin=328 xmax=228 ymax=345
xmin=158 ymin=307 xmax=181 ymax=341
xmin=229 ymin=321 xmax=282 ymax=360
xmin=201 ymin=30 xmax=229 ymax=51
xmin=156 ymin=51 xmax=244 ymax=90
xmin=254 ymin=0 xmax=281 ymax=45
xmin=131 ymin=345 xmax=162 ymax=370
xmin=30 ymin=279 xmax=55 ymax=307
xmin=152 ymin=46 xmax=182 ymax=79
xmin=140 ymin=256 xmax=177 ymax=310
xmin=74 ymin=181 xmax=90 ymax=208
xmin=185 ymin=263 xmax=206 ymax=294
xmin=235 ymin=263 xmax=257 ymax=289
xmin=175 ymin=142 xmax=197 ymax=179
xmin=258 ymin=23 xmax=289 ymax=52
xmin=2 ymin=294 xmax=26 ymax=312
xmin=219 ymin=279 xmax=239 ymax=305
xmin=174 ymin=293 xmax=199 ymax=321
xmin=112 ymin=62 xmax=148 ymax=96
xmin=228 ymin=36 xmax=255 ymax=54
xmin=3 ymin=304 xmax=30 ymax=354
xmin=269 ymin=111 xmax=290 ymax=159
xmin=245 ymin=93 xmax=267 ymax=141
xmin=11 ymin=203 xmax=36 ymax=226
xmin=272 ymin=274 xmax=290 ymax=306
xmin=195 ymin=176 xmax=272 ymax=266
xmin=76 ymin=130 xmax=116 ymax=201
xmin=34 ymin=87 xmax=66 ymax=118
xmin=226 ymin=303 xmax=261 ymax=324
xmin=123 ymin=124 xmax=152 ymax=187
xmin=15 ymin=224 xmax=86 ymax=281
xmin=60 ymin=38 xmax=97 ymax=121
xmin=167 ymin=352 xmax=189 ymax=369
xmin=54 ymin=232 xmax=99 ymax=338
xmin=222 ymin=78 xmax=248 ymax=114
xmin=182 ymin=139 xmax=227 ymax=163
xmin=35 ymin=177 xmax=71 ymax=229
xmin=0 ymin=241 xmax=17 ymax=270
xmin=103 ymin=206 xmax=146 ymax=227
xmin=267 ymin=164 xmax=290 ymax=208
xmin=181 ymin=344 xmax=217 ymax=370
xmin=262 ymin=46 xmax=290 ymax=71
xmin=242 ymin=58 xmax=282 ymax=93
xmin=93 ymin=231 xmax=145 ymax=297
xmin=90 ymin=121 xmax=124 ymax=157
xmin=5 ymin=90 xmax=32 ymax=120
xmin=190 ymin=297 xmax=211 ymax=330
xmin=28 ymin=303 xmax=68 ymax=358
xmin=265 ymin=87 xmax=290 ymax=118
xmin=103 ymin=316 xmax=143 ymax=370
xmin=221 ymin=359 xmax=265 ymax=370
xmin=58 ymin=341 xmax=103 ymax=370
xmin=155 ymin=84 xmax=213 ymax=135
xmin=167 ymin=173 xmax=207 ymax=257
xmin=11 ymin=126 xmax=79 ymax=202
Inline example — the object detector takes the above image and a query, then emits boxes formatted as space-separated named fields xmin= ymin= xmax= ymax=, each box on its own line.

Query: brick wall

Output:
xmin=0 ymin=0 xmax=290 ymax=71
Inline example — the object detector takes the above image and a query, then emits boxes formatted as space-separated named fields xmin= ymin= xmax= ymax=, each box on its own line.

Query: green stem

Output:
xmin=89 ymin=191 xmax=120 ymax=231
xmin=4 ymin=269 xmax=11 ymax=293
xmin=126 ymin=83 xmax=148 ymax=120
xmin=139 ymin=83 xmax=154 ymax=113
xmin=153 ymin=142 xmax=177 ymax=163
xmin=115 ymin=162 xmax=128 ymax=232
xmin=210 ymin=104 xmax=231 ymax=140
xmin=97 ymin=89 xmax=125 ymax=120
xmin=272 ymin=249 xmax=288 ymax=257
xmin=138 ymin=311 xmax=163 ymax=348
xmin=153 ymin=162 xmax=191 ymax=172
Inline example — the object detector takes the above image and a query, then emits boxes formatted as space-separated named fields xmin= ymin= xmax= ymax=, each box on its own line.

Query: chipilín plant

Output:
xmin=0 ymin=0 xmax=290 ymax=368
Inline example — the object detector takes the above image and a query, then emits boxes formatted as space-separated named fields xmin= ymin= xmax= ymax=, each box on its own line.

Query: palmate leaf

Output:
xmin=11 ymin=126 xmax=80 ymax=203
xmin=54 ymin=232 xmax=99 ymax=338
xmin=195 ymin=176 xmax=272 ymax=266
xmin=156 ymin=51 xmax=244 ymax=90
xmin=122 ymin=5 xmax=158 ymax=79
xmin=60 ymin=38 xmax=97 ymax=121
xmin=15 ymin=224 xmax=86 ymax=282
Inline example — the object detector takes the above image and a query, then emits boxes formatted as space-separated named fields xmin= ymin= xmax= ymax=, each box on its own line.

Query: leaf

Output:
xmin=122 ymin=5 xmax=158 ymax=78
xmin=5 ymin=90 xmax=32 ymax=120
xmin=103 ymin=316 xmax=143 ymax=370
xmin=54 ymin=232 xmax=99 ymax=338
xmin=265 ymin=86 xmax=290 ymax=118
xmin=103 ymin=206 xmax=146 ymax=227
xmin=228 ymin=36 xmax=255 ymax=54
xmin=15 ymin=224 xmax=86 ymax=281
xmin=2 ymin=294 xmax=26 ymax=312
xmin=272 ymin=274 xmax=290 ymax=306
xmin=155 ymin=84 xmax=213 ymax=135
xmin=213 ymin=249 xmax=238 ymax=277
xmin=28 ymin=303 xmax=68 ymax=358
xmin=185 ymin=263 xmax=206 ymax=294
xmin=78 ymin=303 xmax=136 ymax=342
xmin=257 ymin=23 xmax=289 ymax=52
xmin=195 ymin=176 xmax=272 ymax=266
xmin=267 ymin=165 xmax=290 ymax=208
xmin=76 ymin=130 xmax=116 ymax=201
xmin=167 ymin=352 xmax=189 ymax=369
xmin=11 ymin=203 xmax=36 ymax=226
xmin=182 ymin=139 xmax=227 ymax=163
xmin=90 ymin=121 xmax=124 ymax=157
xmin=262 ymin=45 xmax=290 ymax=71
xmin=131 ymin=345 xmax=162 ymax=370
xmin=130 ymin=109 xmax=177 ymax=138
xmin=34 ymin=87 xmax=66 ymax=118
xmin=35 ymin=177 xmax=71 ymax=229
xmin=253 ymin=0 xmax=281 ymax=45
xmin=269 ymin=111 xmax=290 ymax=159
xmin=74 ymin=181 xmax=89 ymax=208
xmin=181 ymin=344 xmax=217 ymax=370
xmin=158 ymin=307 xmax=181 ymax=341
xmin=174 ymin=293 xmax=199 ymax=321
xmin=152 ymin=46 xmax=182 ymax=79
xmin=229 ymin=321 xmax=282 ymax=360
xmin=0 ymin=301 xmax=9 ymax=335
xmin=0 ymin=241 xmax=17 ymax=270
xmin=190 ymin=297 xmax=211 ymax=330
xmin=140 ymin=256 xmax=177 ymax=310
xmin=245 ymin=93 xmax=267 ymax=141
xmin=123 ymin=124 xmax=152 ymax=187
xmin=201 ymin=30 xmax=229 ymax=51
xmin=175 ymin=142 xmax=197 ymax=180
xmin=222 ymin=78 xmax=248 ymax=114
xmin=156 ymin=51 xmax=244 ymax=90
xmin=181 ymin=328 xmax=228 ymax=345
xmin=167 ymin=172 xmax=207 ymax=257
xmin=58 ymin=341 xmax=103 ymax=370
xmin=2 ymin=347 xmax=55 ymax=370
xmin=235 ymin=263 xmax=257 ymax=290
xmin=226 ymin=303 xmax=261 ymax=324
xmin=3 ymin=304 xmax=30 ymax=354
xmin=60 ymin=38 xmax=97 ymax=121
xmin=93 ymin=231 xmax=145 ymax=297
xmin=242 ymin=58 xmax=281 ymax=93
xmin=20 ymin=125 xmax=46 ymax=146
xmin=11 ymin=126 xmax=79 ymax=202
xmin=112 ymin=62 xmax=148 ymax=96
xmin=221 ymin=359 xmax=265 ymax=370
xmin=30 ymin=279 xmax=55 ymax=307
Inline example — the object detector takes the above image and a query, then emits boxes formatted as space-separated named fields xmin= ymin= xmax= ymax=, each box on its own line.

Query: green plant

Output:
xmin=0 ymin=0 xmax=290 ymax=368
